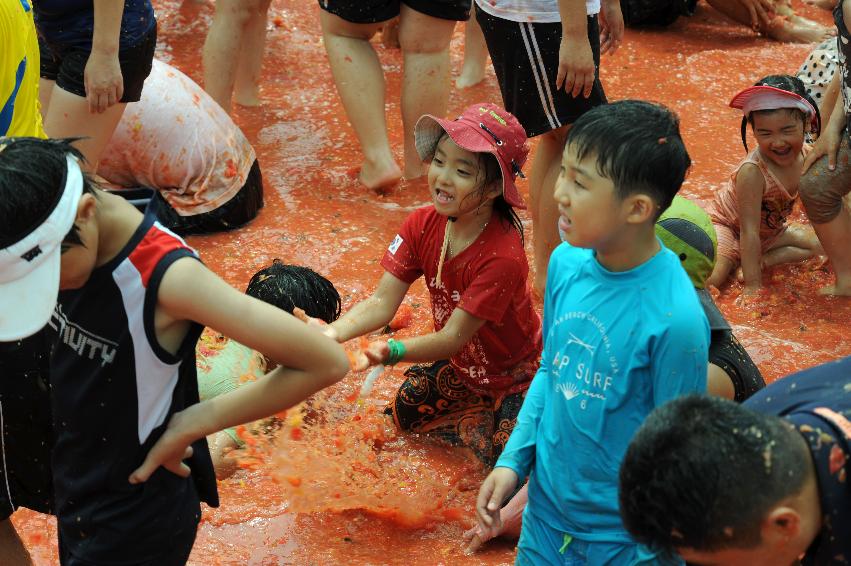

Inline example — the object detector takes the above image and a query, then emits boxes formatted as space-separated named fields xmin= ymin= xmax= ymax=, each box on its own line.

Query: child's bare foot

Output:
xmin=766 ymin=17 xmax=835 ymax=43
xmin=234 ymin=86 xmax=262 ymax=107
xmin=359 ymin=158 xmax=402 ymax=192
xmin=456 ymin=64 xmax=487 ymax=89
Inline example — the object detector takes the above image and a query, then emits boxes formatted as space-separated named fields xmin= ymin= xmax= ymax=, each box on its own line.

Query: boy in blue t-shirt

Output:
xmin=475 ymin=100 xmax=710 ymax=565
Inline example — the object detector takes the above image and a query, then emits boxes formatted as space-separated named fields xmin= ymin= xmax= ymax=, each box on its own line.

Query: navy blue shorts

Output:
xmin=319 ymin=0 xmax=471 ymax=24
xmin=39 ymin=22 xmax=157 ymax=103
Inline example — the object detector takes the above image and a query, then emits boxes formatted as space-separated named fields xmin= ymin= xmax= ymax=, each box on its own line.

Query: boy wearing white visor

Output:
xmin=0 ymin=137 xmax=349 ymax=565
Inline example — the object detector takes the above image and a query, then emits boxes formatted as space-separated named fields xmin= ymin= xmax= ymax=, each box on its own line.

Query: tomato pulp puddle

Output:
xmin=14 ymin=1 xmax=851 ymax=564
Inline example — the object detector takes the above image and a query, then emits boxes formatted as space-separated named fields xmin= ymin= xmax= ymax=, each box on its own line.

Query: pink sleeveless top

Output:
xmin=707 ymin=149 xmax=800 ymax=242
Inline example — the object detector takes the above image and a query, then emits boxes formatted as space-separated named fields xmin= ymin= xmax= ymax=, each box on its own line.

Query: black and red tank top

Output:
xmin=47 ymin=207 xmax=218 ymax=561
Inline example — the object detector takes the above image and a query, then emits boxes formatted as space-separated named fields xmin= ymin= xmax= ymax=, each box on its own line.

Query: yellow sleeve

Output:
xmin=0 ymin=0 xmax=45 ymax=138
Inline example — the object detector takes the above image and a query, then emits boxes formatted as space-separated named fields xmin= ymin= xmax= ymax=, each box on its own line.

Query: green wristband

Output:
xmin=386 ymin=338 xmax=406 ymax=366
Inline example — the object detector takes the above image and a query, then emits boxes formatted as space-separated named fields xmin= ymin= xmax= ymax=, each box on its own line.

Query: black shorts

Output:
xmin=39 ymin=23 xmax=157 ymax=103
xmin=709 ymin=330 xmax=766 ymax=403
xmin=621 ymin=0 xmax=697 ymax=27
xmin=109 ymin=160 xmax=265 ymax=236
xmin=0 ymin=330 xmax=55 ymax=521
xmin=476 ymin=7 xmax=607 ymax=137
xmin=384 ymin=360 xmax=527 ymax=467
xmin=318 ymin=0 xmax=471 ymax=24
xmin=153 ymin=159 xmax=264 ymax=236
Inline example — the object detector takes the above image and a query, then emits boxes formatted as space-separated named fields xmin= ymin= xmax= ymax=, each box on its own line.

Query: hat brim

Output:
xmin=697 ymin=288 xmax=730 ymax=332
xmin=0 ymin=246 xmax=60 ymax=341
xmin=414 ymin=115 xmax=526 ymax=209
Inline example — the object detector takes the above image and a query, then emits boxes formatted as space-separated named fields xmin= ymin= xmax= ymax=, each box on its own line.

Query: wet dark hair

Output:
xmin=566 ymin=100 xmax=691 ymax=218
xmin=0 ymin=137 xmax=96 ymax=249
xmin=435 ymin=133 xmax=525 ymax=244
xmin=741 ymin=75 xmax=821 ymax=153
xmin=245 ymin=261 xmax=341 ymax=323
xmin=619 ymin=394 xmax=810 ymax=557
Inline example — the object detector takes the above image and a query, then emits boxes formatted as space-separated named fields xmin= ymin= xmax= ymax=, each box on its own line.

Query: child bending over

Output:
xmin=327 ymin=103 xmax=543 ymax=467
xmin=707 ymin=75 xmax=824 ymax=293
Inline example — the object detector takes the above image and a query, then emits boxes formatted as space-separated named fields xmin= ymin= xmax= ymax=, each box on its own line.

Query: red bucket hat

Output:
xmin=414 ymin=103 xmax=530 ymax=209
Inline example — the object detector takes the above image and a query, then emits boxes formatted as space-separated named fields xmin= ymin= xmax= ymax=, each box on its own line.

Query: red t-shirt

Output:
xmin=381 ymin=206 xmax=542 ymax=394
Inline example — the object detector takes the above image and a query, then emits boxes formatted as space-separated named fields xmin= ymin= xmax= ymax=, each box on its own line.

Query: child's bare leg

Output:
xmin=203 ymin=0 xmax=253 ymax=113
xmin=38 ymin=78 xmax=54 ymax=119
xmin=800 ymin=149 xmax=851 ymax=295
xmin=760 ymin=224 xmax=824 ymax=267
xmin=42 ymin=87 xmax=126 ymax=172
xmin=398 ymin=6 xmax=456 ymax=179
xmin=320 ymin=11 xmax=402 ymax=191
xmin=457 ymin=17 xmax=489 ymax=89
xmin=532 ymin=125 xmax=570 ymax=296
xmin=811 ymin=212 xmax=851 ymax=295
xmin=234 ymin=0 xmax=272 ymax=107
xmin=0 ymin=518 xmax=32 ymax=566
xmin=706 ymin=256 xmax=736 ymax=289
xmin=706 ymin=0 xmax=832 ymax=42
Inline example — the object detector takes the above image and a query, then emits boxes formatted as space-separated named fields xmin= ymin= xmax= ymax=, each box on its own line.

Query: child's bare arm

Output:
xmin=128 ymin=258 xmax=349 ymax=482
xmin=361 ymin=306 xmax=486 ymax=367
xmin=329 ymin=271 xmax=410 ymax=342
xmin=557 ymin=0 xmax=596 ymax=98
xmin=736 ymin=164 xmax=767 ymax=290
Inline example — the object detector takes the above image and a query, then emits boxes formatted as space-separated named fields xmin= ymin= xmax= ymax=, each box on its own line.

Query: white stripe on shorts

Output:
xmin=0 ymin=400 xmax=13 ymax=511
xmin=519 ymin=22 xmax=561 ymax=131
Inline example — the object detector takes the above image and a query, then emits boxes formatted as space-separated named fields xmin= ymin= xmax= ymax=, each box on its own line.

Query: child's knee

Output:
xmin=800 ymin=147 xmax=851 ymax=224
xmin=800 ymin=173 xmax=847 ymax=224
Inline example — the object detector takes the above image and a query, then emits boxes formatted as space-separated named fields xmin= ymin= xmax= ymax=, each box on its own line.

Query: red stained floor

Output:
xmin=13 ymin=1 xmax=851 ymax=564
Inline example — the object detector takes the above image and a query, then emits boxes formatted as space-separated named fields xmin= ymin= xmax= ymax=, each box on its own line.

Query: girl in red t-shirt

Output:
xmin=328 ymin=103 xmax=542 ymax=466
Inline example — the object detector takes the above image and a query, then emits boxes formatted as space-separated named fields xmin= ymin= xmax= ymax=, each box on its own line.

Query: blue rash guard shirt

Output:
xmin=496 ymin=240 xmax=709 ymax=547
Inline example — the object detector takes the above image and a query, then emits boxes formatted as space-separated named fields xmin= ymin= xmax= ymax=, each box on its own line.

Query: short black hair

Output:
xmin=619 ymin=395 xmax=810 ymax=557
xmin=0 ymin=137 xmax=95 ymax=248
xmin=245 ymin=261 xmax=341 ymax=323
xmin=566 ymin=100 xmax=691 ymax=216
xmin=742 ymin=75 xmax=821 ymax=152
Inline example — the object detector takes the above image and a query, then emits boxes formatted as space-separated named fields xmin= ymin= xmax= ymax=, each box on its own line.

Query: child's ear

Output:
xmin=485 ymin=181 xmax=502 ymax=201
xmin=76 ymin=193 xmax=97 ymax=224
xmin=624 ymin=194 xmax=657 ymax=224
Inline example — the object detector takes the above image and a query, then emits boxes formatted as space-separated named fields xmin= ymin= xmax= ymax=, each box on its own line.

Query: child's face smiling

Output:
xmin=428 ymin=137 xmax=494 ymax=220
xmin=751 ymin=110 xmax=805 ymax=167
xmin=554 ymin=144 xmax=625 ymax=252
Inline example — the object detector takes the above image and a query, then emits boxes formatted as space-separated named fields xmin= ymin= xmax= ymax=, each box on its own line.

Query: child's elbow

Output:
xmin=321 ymin=345 xmax=350 ymax=387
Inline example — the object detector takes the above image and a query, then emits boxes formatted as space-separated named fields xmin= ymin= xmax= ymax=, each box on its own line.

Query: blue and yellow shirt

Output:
xmin=0 ymin=0 xmax=44 ymax=138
